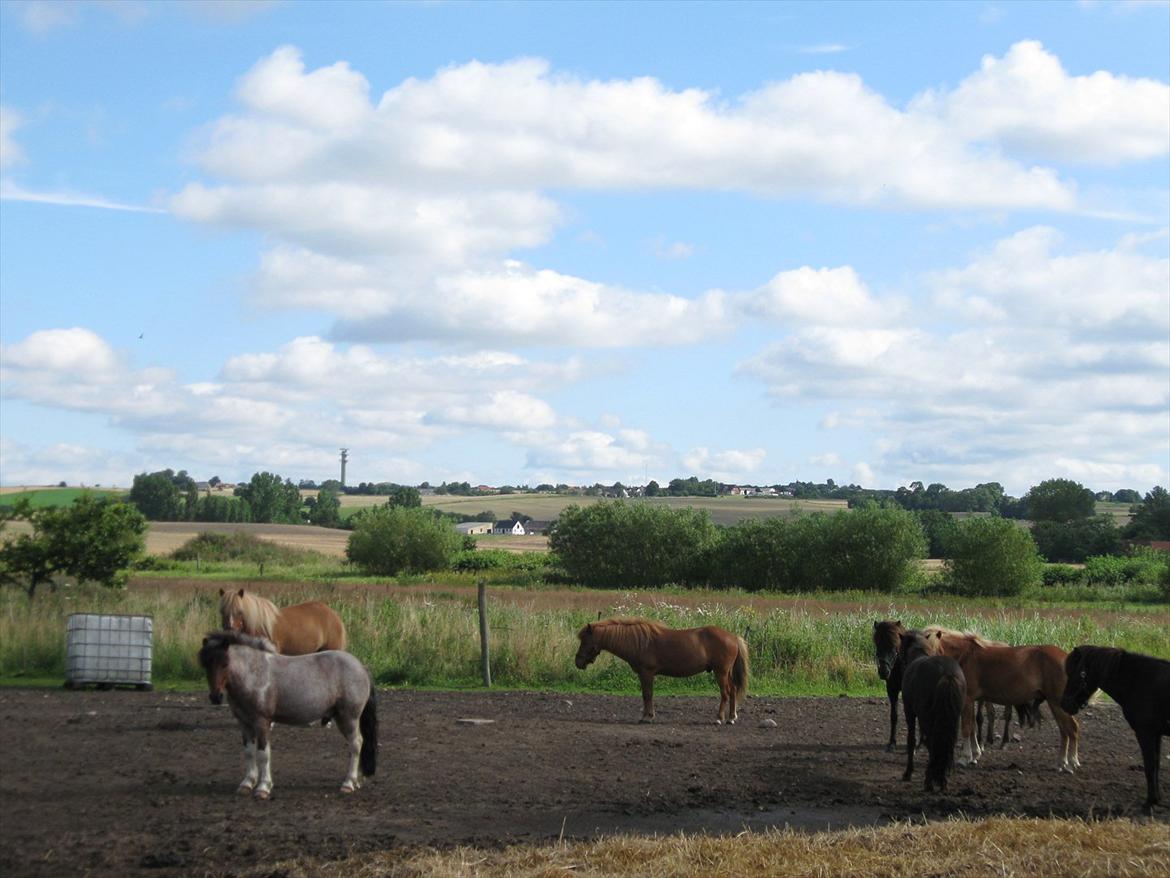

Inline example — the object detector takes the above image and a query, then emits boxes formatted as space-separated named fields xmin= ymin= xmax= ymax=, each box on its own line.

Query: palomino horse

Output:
xmin=197 ymin=630 xmax=376 ymax=799
xmin=575 ymin=618 xmax=749 ymax=724
xmin=898 ymin=630 xmax=965 ymax=792
xmin=923 ymin=629 xmax=1079 ymax=772
xmin=872 ymin=620 xmax=1032 ymax=752
xmin=219 ymin=588 xmax=346 ymax=654
xmin=1061 ymin=646 xmax=1170 ymax=814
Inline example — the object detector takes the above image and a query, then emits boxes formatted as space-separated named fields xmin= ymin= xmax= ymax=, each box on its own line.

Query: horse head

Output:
xmin=219 ymin=588 xmax=247 ymax=632
xmin=872 ymin=620 xmax=904 ymax=680
xmin=575 ymin=623 xmax=602 ymax=669
xmin=1060 ymin=646 xmax=1119 ymax=715
xmin=198 ymin=633 xmax=231 ymax=706
xmin=898 ymin=630 xmax=932 ymax=666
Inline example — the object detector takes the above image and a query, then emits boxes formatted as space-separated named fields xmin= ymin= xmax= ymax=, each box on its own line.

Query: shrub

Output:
xmin=169 ymin=532 xmax=324 ymax=566
xmin=1082 ymin=549 xmax=1169 ymax=586
xmin=548 ymin=501 xmax=716 ymax=589
xmin=346 ymin=506 xmax=463 ymax=575
xmin=1030 ymin=516 xmax=1122 ymax=563
xmin=944 ymin=517 xmax=1042 ymax=597
xmin=712 ymin=506 xmax=925 ymax=593
xmin=1042 ymin=564 xmax=1084 ymax=587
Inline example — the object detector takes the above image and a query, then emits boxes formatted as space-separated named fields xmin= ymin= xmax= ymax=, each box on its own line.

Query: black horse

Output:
xmin=1060 ymin=645 xmax=1170 ymax=814
xmin=873 ymin=620 xmax=908 ymax=751
xmin=898 ymin=630 xmax=966 ymax=792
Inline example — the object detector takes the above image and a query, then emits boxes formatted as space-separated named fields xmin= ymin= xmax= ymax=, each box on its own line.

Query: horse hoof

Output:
xmin=340 ymin=784 xmax=355 ymax=794
xmin=237 ymin=784 xmax=254 ymax=796
xmin=253 ymin=789 xmax=270 ymax=801
xmin=714 ymin=719 xmax=723 ymax=725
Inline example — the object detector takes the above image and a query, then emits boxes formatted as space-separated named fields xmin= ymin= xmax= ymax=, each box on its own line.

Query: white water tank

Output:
xmin=65 ymin=613 xmax=153 ymax=690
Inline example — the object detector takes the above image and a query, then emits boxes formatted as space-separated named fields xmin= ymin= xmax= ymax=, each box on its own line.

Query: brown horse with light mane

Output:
xmin=575 ymin=618 xmax=749 ymax=724
xmin=219 ymin=588 xmax=346 ymax=655
xmin=923 ymin=628 xmax=1079 ymax=772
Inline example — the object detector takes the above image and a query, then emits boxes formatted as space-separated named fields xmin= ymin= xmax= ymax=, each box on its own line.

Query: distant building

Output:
xmin=455 ymin=521 xmax=493 ymax=535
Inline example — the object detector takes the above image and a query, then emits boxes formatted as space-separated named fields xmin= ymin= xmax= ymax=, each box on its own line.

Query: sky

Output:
xmin=0 ymin=0 xmax=1167 ymax=496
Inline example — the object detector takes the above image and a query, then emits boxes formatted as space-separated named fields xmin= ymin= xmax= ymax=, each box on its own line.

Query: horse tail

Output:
xmin=926 ymin=674 xmax=963 ymax=790
xmin=733 ymin=636 xmax=750 ymax=702
xmin=359 ymin=675 xmax=377 ymax=777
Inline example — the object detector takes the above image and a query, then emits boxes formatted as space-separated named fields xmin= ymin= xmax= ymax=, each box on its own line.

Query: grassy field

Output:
xmin=0 ymin=487 xmax=126 ymax=507
xmin=3 ymin=578 xmax=1166 ymax=692
xmin=240 ymin=817 xmax=1169 ymax=878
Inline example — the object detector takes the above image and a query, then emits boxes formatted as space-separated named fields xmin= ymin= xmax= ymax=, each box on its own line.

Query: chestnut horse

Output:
xmin=198 ymin=630 xmax=376 ymax=799
xmin=575 ymin=618 xmax=749 ymax=724
xmin=924 ymin=629 xmax=1079 ymax=772
xmin=219 ymin=588 xmax=346 ymax=655
xmin=1061 ymin=646 xmax=1170 ymax=814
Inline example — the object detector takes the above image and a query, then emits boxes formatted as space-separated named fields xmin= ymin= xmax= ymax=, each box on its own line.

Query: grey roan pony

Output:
xmin=198 ymin=631 xmax=377 ymax=799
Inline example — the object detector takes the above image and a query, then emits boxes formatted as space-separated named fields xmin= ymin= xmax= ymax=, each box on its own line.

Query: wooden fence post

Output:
xmin=477 ymin=578 xmax=491 ymax=687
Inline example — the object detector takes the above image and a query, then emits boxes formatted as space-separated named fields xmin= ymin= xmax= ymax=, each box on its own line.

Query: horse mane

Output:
xmin=923 ymin=625 xmax=1005 ymax=649
xmin=198 ymin=630 xmax=276 ymax=670
xmin=221 ymin=590 xmax=281 ymax=640
xmin=585 ymin=617 xmax=668 ymax=654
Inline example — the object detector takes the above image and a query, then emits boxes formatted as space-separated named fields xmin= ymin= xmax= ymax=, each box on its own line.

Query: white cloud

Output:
xmin=0 ymin=107 xmax=25 ymax=170
xmin=682 ymin=447 xmax=767 ymax=482
xmin=19 ymin=1 xmax=79 ymax=33
xmin=235 ymin=45 xmax=372 ymax=131
xmin=740 ymin=230 xmax=1170 ymax=492
xmin=737 ymin=265 xmax=900 ymax=327
xmin=917 ymin=40 xmax=1170 ymax=164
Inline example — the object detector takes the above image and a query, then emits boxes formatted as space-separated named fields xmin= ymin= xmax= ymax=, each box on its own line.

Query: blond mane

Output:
xmin=923 ymin=625 xmax=1006 ymax=649
xmin=586 ymin=617 xmax=668 ymax=656
xmin=220 ymin=590 xmax=281 ymax=640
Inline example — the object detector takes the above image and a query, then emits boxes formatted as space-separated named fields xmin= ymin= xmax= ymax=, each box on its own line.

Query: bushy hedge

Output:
xmin=346 ymin=506 xmax=463 ymax=575
xmin=943 ymin=517 xmax=1043 ymax=597
xmin=549 ymin=502 xmax=717 ymax=589
xmin=712 ymin=505 xmax=926 ymax=592
xmin=169 ymin=531 xmax=322 ymax=565
xmin=549 ymin=501 xmax=925 ymax=592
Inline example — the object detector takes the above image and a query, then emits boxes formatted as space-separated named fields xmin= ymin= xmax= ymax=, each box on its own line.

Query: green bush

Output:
xmin=712 ymin=505 xmax=926 ymax=592
xmin=549 ymin=501 xmax=716 ymax=589
xmin=944 ymin=517 xmax=1042 ymax=597
xmin=1082 ymin=549 xmax=1169 ymax=586
xmin=1042 ymin=564 xmax=1084 ymax=587
xmin=1030 ymin=516 xmax=1122 ymax=563
xmin=169 ymin=532 xmax=324 ymax=566
xmin=346 ymin=506 xmax=463 ymax=575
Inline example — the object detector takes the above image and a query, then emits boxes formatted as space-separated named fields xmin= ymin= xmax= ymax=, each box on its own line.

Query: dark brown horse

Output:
xmin=219 ymin=588 xmax=346 ymax=655
xmin=926 ymin=629 xmax=1079 ymax=771
xmin=575 ymin=618 xmax=749 ymax=724
xmin=898 ymin=631 xmax=965 ymax=792
xmin=1061 ymin=646 xmax=1170 ymax=814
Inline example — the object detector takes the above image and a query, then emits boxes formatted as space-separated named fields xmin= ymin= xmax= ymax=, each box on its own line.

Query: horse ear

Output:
xmin=218 ymin=588 xmax=225 ymax=596
xmin=895 ymin=620 xmax=902 ymax=627
xmin=585 ymin=623 xmax=593 ymax=634
xmin=873 ymin=621 xmax=878 ymax=629
xmin=237 ymin=589 xmax=245 ymax=597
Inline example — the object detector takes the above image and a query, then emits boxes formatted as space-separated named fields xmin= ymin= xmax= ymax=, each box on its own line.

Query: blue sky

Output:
xmin=1 ymin=0 xmax=1167 ymax=496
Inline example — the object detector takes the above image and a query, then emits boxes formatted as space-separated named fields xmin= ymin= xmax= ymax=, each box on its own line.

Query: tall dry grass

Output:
xmin=242 ymin=817 xmax=1170 ymax=877
xmin=2 ymin=585 xmax=1166 ymax=693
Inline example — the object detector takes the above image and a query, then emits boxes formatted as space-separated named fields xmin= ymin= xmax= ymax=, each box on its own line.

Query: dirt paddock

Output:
xmin=0 ymin=688 xmax=1162 ymax=877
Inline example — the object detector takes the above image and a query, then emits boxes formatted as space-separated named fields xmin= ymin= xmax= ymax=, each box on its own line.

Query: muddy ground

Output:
xmin=0 ymin=688 xmax=1162 ymax=877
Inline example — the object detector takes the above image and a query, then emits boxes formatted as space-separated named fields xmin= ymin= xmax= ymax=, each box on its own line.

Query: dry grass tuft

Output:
xmin=244 ymin=817 xmax=1170 ymax=877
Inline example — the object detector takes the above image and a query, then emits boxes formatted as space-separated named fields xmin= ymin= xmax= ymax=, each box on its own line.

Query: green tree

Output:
xmin=644 ymin=480 xmax=661 ymax=497
xmin=0 ymin=495 xmax=147 ymax=597
xmin=388 ymin=485 xmax=422 ymax=508
xmin=549 ymin=501 xmax=716 ymax=588
xmin=1031 ymin=516 xmax=1122 ymax=563
xmin=1026 ymin=478 xmax=1096 ymax=523
xmin=346 ymin=506 xmax=463 ymax=575
xmin=312 ymin=488 xmax=342 ymax=528
xmin=235 ymin=472 xmax=303 ymax=524
xmin=1123 ymin=486 xmax=1170 ymax=541
xmin=944 ymin=517 xmax=1042 ymax=597
xmin=128 ymin=470 xmax=185 ymax=520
